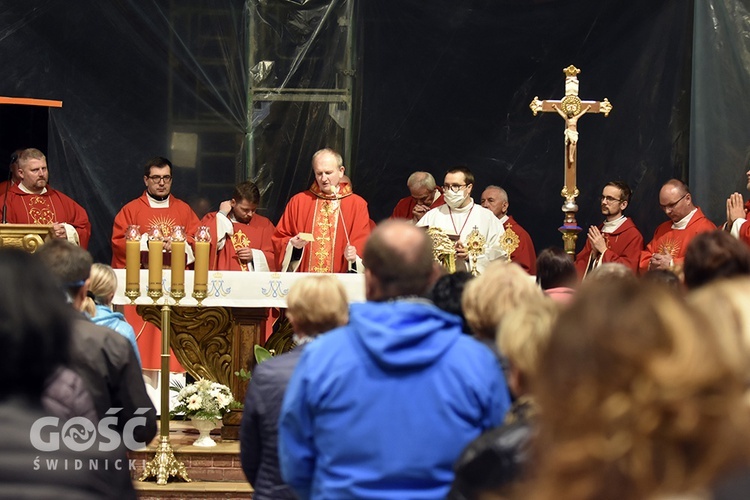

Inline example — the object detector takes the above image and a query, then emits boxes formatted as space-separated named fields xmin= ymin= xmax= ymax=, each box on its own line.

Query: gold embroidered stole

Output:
xmin=23 ymin=194 xmax=58 ymax=224
xmin=309 ymin=198 xmax=339 ymax=273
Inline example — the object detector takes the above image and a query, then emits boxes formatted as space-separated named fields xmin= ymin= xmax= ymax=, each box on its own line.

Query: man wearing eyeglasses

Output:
xmin=390 ymin=171 xmax=445 ymax=223
xmin=574 ymin=181 xmax=643 ymax=277
xmin=639 ymin=179 xmax=715 ymax=274
xmin=110 ymin=156 xmax=201 ymax=268
xmin=0 ymin=148 xmax=91 ymax=247
xmin=417 ymin=166 xmax=506 ymax=274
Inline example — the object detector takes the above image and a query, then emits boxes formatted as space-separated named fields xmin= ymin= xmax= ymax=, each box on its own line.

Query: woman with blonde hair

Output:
xmin=525 ymin=280 xmax=750 ymax=500
xmin=462 ymin=260 xmax=543 ymax=353
xmin=82 ymin=263 xmax=141 ymax=366
xmin=241 ymin=275 xmax=349 ymax=500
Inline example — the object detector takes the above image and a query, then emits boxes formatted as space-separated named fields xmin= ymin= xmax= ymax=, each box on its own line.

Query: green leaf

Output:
xmin=254 ymin=344 xmax=274 ymax=364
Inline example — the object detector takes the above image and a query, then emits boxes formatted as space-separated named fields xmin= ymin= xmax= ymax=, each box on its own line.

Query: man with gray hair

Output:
xmin=391 ymin=171 xmax=445 ymax=223
xmin=480 ymin=185 xmax=537 ymax=274
xmin=279 ymin=220 xmax=509 ymax=500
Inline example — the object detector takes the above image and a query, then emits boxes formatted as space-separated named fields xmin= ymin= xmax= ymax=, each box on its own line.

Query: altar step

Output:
xmin=129 ymin=421 xmax=253 ymax=499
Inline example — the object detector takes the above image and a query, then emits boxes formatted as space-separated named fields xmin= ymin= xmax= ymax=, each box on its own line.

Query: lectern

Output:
xmin=0 ymin=223 xmax=53 ymax=252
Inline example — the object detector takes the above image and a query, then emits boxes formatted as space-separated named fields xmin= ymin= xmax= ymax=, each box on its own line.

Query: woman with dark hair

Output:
xmin=535 ymin=247 xmax=578 ymax=304
xmin=683 ymin=230 xmax=750 ymax=290
xmin=0 ymin=248 xmax=134 ymax=499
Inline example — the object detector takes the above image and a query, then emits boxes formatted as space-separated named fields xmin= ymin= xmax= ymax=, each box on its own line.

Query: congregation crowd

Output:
xmin=2 ymin=145 xmax=750 ymax=499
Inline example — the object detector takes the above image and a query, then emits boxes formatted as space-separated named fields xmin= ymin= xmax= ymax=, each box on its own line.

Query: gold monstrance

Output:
xmin=426 ymin=227 xmax=456 ymax=273
xmin=499 ymin=227 xmax=520 ymax=262
xmin=465 ymin=226 xmax=486 ymax=276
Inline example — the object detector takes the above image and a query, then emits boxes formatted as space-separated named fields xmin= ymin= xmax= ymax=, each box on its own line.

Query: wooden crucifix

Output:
xmin=529 ymin=65 xmax=612 ymax=255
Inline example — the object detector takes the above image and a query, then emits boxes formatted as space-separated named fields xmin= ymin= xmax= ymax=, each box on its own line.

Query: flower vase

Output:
xmin=190 ymin=417 xmax=218 ymax=447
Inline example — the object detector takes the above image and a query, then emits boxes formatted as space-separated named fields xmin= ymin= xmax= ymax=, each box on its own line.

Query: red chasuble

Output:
xmin=638 ymin=208 xmax=716 ymax=274
xmin=390 ymin=192 xmax=445 ymax=220
xmin=111 ymin=192 xmax=200 ymax=371
xmin=201 ymin=211 xmax=277 ymax=271
xmin=111 ymin=192 xmax=201 ymax=268
xmin=273 ymin=182 xmax=371 ymax=273
xmin=0 ymin=184 xmax=91 ymax=248
xmin=503 ymin=215 xmax=537 ymax=275
xmin=739 ymin=200 xmax=750 ymax=246
xmin=575 ymin=218 xmax=644 ymax=277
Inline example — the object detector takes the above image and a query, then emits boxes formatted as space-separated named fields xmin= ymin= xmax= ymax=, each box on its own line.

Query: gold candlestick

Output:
xmin=147 ymin=226 xmax=165 ymax=302
xmin=192 ymin=226 xmax=211 ymax=305
xmin=124 ymin=225 xmax=141 ymax=304
xmin=170 ymin=226 xmax=186 ymax=303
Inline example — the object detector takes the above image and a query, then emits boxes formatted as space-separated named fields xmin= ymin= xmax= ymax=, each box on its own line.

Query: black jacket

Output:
xmin=68 ymin=313 xmax=157 ymax=446
xmin=240 ymin=349 xmax=301 ymax=500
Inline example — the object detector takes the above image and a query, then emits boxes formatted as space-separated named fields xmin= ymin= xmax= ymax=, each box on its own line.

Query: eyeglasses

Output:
xmin=443 ymin=184 xmax=469 ymax=193
xmin=147 ymin=175 xmax=173 ymax=183
xmin=600 ymin=195 xmax=623 ymax=203
xmin=660 ymin=192 xmax=687 ymax=211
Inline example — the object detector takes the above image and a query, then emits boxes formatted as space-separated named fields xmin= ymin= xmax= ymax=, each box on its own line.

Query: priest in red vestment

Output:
xmin=0 ymin=148 xmax=91 ymax=247
xmin=639 ymin=179 xmax=716 ymax=274
xmin=201 ymin=181 xmax=276 ymax=271
xmin=726 ymin=167 xmax=750 ymax=245
xmin=110 ymin=156 xmax=201 ymax=372
xmin=273 ymin=148 xmax=371 ymax=273
xmin=111 ymin=156 xmax=201 ymax=268
xmin=390 ymin=171 xmax=445 ymax=223
xmin=480 ymin=185 xmax=536 ymax=274
xmin=575 ymin=181 xmax=643 ymax=277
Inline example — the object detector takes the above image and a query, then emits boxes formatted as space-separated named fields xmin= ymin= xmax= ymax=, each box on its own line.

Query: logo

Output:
xmin=30 ymin=408 xmax=151 ymax=453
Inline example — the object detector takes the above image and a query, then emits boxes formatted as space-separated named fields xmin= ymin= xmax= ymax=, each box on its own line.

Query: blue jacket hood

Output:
xmin=91 ymin=305 xmax=126 ymax=327
xmin=349 ymin=299 xmax=464 ymax=370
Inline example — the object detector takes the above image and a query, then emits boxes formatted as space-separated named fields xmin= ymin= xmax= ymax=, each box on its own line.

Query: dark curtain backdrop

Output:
xmin=357 ymin=0 xmax=694 ymax=253
xmin=2 ymin=0 xmax=741 ymax=264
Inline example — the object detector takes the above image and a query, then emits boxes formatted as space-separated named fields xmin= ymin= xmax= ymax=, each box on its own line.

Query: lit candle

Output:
xmin=124 ymin=225 xmax=141 ymax=303
xmin=170 ymin=225 xmax=186 ymax=300
xmin=147 ymin=226 xmax=165 ymax=301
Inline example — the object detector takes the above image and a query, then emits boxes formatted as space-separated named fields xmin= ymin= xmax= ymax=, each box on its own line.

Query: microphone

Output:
xmin=2 ymin=152 xmax=17 ymax=224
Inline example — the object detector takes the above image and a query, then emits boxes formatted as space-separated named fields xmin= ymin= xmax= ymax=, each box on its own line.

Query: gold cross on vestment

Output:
xmin=530 ymin=65 xmax=613 ymax=255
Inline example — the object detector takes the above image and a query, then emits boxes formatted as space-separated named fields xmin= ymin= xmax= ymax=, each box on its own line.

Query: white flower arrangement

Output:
xmin=170 ymin=378 xmax=234 ymax=421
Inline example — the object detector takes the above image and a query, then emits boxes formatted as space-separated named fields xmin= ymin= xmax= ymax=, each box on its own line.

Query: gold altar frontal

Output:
xmin=136 ymin=305 xmax=293 ymax=404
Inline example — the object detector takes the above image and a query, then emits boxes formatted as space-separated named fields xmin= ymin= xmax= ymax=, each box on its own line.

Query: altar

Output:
xmin=113 ymin=270 xmax=365 ymax=400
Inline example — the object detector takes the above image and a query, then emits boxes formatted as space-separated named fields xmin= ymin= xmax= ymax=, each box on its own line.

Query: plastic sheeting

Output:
xmin=0 ymin=0 xmax=746 ymax=263
xmin=691 ymin=0 xmax=750 ymax=225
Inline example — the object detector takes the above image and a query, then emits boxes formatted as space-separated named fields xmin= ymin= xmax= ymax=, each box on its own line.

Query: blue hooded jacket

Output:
xmin=90 ymin=305 xmax=141 ymax=367
xmin=279 ymin=299 xmax=510 ymax=500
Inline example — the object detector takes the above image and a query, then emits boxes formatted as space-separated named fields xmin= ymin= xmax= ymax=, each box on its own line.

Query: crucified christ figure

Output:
xmin=553 ymin=103 xmax=592 ymax=164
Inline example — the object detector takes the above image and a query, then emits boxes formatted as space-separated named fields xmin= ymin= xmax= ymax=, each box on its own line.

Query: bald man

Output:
xmin=639 ymin=179 xmax=715 ymax=274
xmin=279 ymin=220 xmax=509 ymax=500
xmin=480 ymin=185 xmax=536 ymax=274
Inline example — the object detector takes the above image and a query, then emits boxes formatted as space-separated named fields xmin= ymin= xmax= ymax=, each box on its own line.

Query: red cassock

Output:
xmin=739 ymin=200 xmax=750 ymax=246
xmin=111 ymin=192 xmax=201 ymax=372
xmin=575 ymin=218 xmax=644 ymax=278
xmin=638 ymin=208 xmax=716 ymax=274
xmin=0 ymin=184 xmax=91 ymax=248
xmin=273 ymin=182 xmax=371 ymax=273
xmin=390 ymin=192 xmax=445 ymax=220
xmin=201 ymin=211 xmax=277 ymax=271
xmin=502 ymin=215 xmax=536 ymax=275
xmin=110 ymin=192 xmax=201 ymax=268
